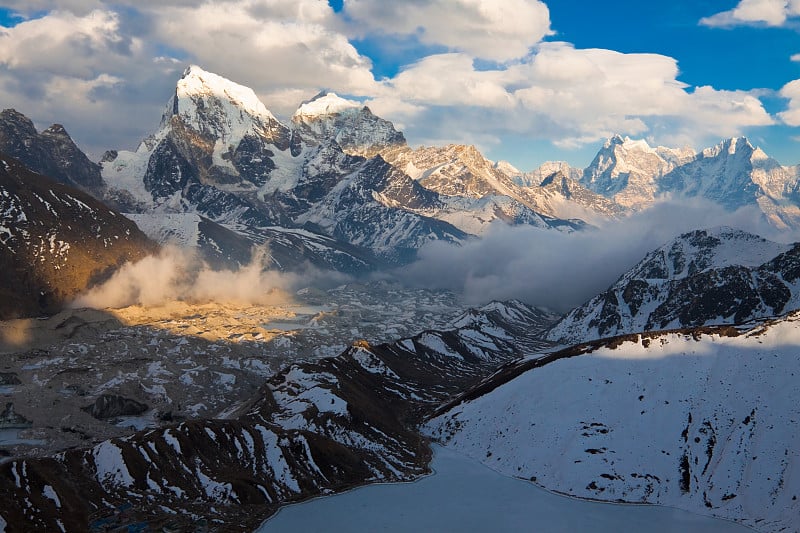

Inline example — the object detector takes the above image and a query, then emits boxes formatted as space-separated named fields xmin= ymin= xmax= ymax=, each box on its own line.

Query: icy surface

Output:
xmin=258 ymin=445 xmax=748 ymax=533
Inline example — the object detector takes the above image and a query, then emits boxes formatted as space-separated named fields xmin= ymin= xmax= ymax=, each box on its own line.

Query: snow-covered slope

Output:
xmin=426 ymin=315 xmax=800 ymax=532
xmin=570 ymin=134 xmax=800 ymax=228
xmin=658 ymin=137 xmax=800 ymax=228
xmin=288 ymin=156 xmax=468 ymax=261
xmin=547 ymin=227 xmax=800 ymax=344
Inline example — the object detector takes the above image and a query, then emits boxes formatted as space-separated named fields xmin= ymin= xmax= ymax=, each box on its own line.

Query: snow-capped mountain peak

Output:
xmin=623 ymin=226 xmax=788 ymax=281
xmin=701 ymin=136 xmax=753 ymax=159
xmin=291 ymin=91 xmax=405 ymax=158
xmin=580 ymin=135 xmax=683 ymax=208
xmin=171 ymin=65 xmax=277 ymax=126
xmin=293 ymin=91 xmax=362 ymax=118
xmin=604 ymin=134 xmax=654 ymax=154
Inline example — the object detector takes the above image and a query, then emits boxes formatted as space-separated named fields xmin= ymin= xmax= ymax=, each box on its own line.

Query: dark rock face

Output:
xmin=143 ymin=132 xmax=200 ymax=199
xmin=0 ymin=154 xmax=156 ymax=319
xmin=646 ymin=266 xmax=790 ymax=330
xmin=82 ymin=395 xmax=149 ymax=419
xmin=0 ymin=109 xmax=104 ymax=193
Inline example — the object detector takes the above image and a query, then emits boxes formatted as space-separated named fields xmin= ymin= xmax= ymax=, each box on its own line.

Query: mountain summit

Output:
xmin=291 ymin=91 xmax=406 ymax=158
xmin=579 ymin=134 xmax=693 ymax=209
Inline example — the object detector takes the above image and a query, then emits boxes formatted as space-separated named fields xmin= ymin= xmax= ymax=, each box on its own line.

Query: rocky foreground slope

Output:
xmin=426 ymin=313 xmax=800 ymax=532
xmin=0 ymin=154 xmax=155 ymax=319
xmin=0 ymin=301 xmax=555 ymax=531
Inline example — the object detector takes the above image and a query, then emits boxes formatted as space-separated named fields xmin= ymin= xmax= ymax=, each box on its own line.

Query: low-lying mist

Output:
xmin=390 ymin=199 xmax=796 ymax=314
xmin=72 ymin=246 xmax=349 ymax=309
xmin=73 ymin=200 xmax=800 ymax=316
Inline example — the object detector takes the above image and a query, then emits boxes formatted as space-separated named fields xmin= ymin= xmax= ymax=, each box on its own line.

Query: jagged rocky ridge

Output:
xmin=0 ymin=300 xmax=556 ymax=531
xmin=425 ymin=314 xmax=800 ymax=532
xmin=0 ymin=154 xmax=155 ymax=319
xmin=547 ymin=227 xmax=800 ymax=344
xmin=0 ymin=109 xmax=105 ymax=196
xmin=557 ymin=135 xmax=800 ymax=228
xmin=98 ymin=66 xmax=590 ymax=269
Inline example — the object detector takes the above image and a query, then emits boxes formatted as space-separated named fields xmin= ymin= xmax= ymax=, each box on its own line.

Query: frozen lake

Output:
xmin=258 ymin=445 xmax=751 ymax=533
xmin=0 ymin=428 xmax=44 ymax=447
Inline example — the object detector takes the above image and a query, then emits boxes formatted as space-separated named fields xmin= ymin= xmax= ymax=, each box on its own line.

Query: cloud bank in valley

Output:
xmin=71 ymin=245 xmax=347 ymax=309
xmin=392 ymin=199 xmax=792 ymax=313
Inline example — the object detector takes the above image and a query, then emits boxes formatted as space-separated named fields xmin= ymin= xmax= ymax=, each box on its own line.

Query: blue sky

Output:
xmin=0 ymin=0 xmax=798 ymax=170
xmin=336 ymin=0 xmax=800 ymax=168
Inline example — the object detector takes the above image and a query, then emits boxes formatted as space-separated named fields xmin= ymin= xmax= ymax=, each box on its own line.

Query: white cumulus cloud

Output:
xmin=150 ymin=0 xmax=379 ymax=114
xmin=0 ymin=1 xmax=379 ymax=154
xmin=700 ymin=0 xmax=800 ymax=27
xmin=342 ymin=0 xmax=552 ymax=62
xmin=779 ymin=79 xmax=800 ymax=126
xmin=369 ymin=43 xmax=773 ymax=153
xmin=0 ymin=2 xmax=782 ymax=162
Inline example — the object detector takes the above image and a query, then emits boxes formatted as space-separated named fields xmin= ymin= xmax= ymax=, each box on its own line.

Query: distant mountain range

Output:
xmin=529 ymin=134 xmax=800 ymax=228
xmin=2 ymin=65 xmax=800 ymax=279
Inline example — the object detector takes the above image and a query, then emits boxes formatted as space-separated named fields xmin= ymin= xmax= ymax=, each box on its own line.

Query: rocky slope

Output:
xmin=546 ymin=227 xmax=800 ymax=344
xmin=0 ymin=300 xmax=556 ymax=531
xmin=0 ymin=154 xmax=155 ymax=318
xmin=0 ymin=109 xmax=105 ymax=196
xmin=426 ymin=315 xmax=800 ymax=532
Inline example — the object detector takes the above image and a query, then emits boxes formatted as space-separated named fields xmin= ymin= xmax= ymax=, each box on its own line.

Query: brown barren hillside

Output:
xmin=0 ymin=154 xmax=156 ymax=318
